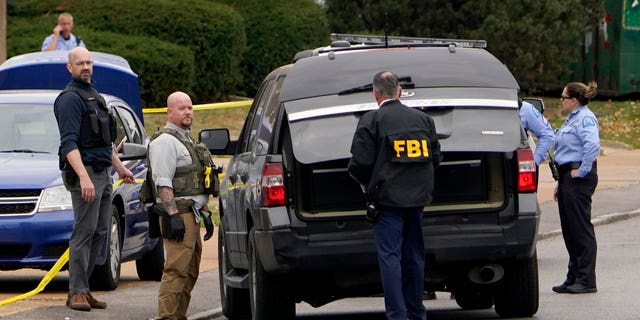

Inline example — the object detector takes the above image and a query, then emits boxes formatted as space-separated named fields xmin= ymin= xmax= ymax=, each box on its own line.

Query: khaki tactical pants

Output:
xmin=157 ymin=211 xmax=202 ymax=320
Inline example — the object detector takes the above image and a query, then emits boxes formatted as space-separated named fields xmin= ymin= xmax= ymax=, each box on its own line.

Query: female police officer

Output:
xmin=551 ymin=81 xmax=600 ymax=294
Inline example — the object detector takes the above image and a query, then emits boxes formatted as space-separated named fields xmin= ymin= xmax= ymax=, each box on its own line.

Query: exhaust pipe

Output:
xmin=468 ymin=264 xmax=504 ymax=284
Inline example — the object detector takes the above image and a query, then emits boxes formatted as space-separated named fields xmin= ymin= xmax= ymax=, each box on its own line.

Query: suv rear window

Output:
xmin=287 ymin=95 xmax=521 ymax=164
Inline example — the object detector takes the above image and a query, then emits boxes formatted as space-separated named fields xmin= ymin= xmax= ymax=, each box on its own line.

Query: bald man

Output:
xmin=42 ymin=12 xmax=86 ymax=51
xmin=54 ymin=47 xmax=133 ymax=311
xmin=148 ymin=91 xmax=214 ymax=320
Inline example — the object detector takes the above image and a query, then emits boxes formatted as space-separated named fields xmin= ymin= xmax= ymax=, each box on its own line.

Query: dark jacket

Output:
xmin=348 ymin=100 xmax=441 ymax=207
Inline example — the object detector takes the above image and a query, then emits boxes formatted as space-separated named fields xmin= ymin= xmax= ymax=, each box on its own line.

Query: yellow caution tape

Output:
xmin=0 ymin=177 xmax=143 ymax=306
xmin=142 ymin=100 xmax=252 ymax=114
xmin=0 ymin=248 xmax=70 ymax=306
xmin=112 ymin=178 xmax=146 ymax=189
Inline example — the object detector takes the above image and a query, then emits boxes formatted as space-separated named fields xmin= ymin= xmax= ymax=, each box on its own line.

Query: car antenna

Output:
xmin=384 ymin=12 xmax=389 ymax=48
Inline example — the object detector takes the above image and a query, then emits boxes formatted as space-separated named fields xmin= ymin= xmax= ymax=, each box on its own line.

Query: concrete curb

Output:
xmin=538 ymin=208 xmax=640 ymax=241
xmin=190 ymin=306 xmax=222 ymax=320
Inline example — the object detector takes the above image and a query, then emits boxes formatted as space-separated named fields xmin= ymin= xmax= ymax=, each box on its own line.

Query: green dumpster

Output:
xmin=569 ymin=0 xmax=640 ymax=96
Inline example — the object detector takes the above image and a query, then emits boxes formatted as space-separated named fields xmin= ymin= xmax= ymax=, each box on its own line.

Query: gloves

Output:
xmin=163 ymin=214 xmax=185 ymax=242
xmin=201 ymin=210 xmax=215 ymax=241
xmin=365 ymin=201 xmax=379 ymax=223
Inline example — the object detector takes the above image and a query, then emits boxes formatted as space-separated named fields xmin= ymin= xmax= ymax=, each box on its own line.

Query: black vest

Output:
xmin=62 ymin=82 xmax=116 ymax=148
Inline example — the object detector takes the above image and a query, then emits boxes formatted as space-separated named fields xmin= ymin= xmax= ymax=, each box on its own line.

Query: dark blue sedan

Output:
xmin=0 ymin=90 xmax=163 ymax=290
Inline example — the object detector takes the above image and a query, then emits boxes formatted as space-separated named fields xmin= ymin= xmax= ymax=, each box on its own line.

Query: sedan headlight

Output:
xmin=38 ymin=185 xmax=73 ymax=212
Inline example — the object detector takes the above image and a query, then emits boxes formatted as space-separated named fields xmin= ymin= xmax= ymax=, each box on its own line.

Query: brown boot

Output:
xmin=86 ymin=292 xmax=107 ymax=309
xmin=66 ymin=292 xmax=91 ymax=311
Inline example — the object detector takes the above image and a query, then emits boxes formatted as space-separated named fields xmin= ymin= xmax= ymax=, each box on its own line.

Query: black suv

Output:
xmin=202 ymin=34 xmax=540 ymax=319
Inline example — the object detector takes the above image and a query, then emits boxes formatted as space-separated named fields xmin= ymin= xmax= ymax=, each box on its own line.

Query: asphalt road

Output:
xmin=293 ymin=212 xmax=640 ymax=320
xmin=1 ymin=144 xmax=639 ymax=319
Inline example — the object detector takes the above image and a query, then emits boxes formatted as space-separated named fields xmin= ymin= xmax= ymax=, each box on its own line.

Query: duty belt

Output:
xmin=556 ymin=160 xmax=597 ymax=175
xmin=175 ymin=199 xmax=195 ymax=213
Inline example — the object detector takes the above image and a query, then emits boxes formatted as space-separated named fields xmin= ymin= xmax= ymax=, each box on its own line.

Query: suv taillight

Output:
xmin=261 ymin=163 xmax=286 ymax=206
xmin=517 ymin=148 xmax=537 ymax=193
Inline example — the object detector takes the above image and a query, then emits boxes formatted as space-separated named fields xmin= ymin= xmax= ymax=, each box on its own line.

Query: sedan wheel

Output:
xmin=89 ymin=206 xmax=122 ymax=291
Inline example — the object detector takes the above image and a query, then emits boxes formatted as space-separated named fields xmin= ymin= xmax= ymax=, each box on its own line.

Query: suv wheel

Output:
xmin=136 ymin=238 xmax=164 ymax=281
xmin=219 ymin=221 xmax=250 ymax=318
xmin=454 ymin=287 xmax=494 ymax=310
xmin=494 ymin=251 xmax=539 ymax=317
xmin=89 ymin=206 xmax=122 ymax=291
xmin=248 ymin=228 xmax=295 ymax=320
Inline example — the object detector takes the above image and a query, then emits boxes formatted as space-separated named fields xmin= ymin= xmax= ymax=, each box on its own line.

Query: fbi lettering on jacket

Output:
xmin=388 ymin=130 xmax=432 ymax=162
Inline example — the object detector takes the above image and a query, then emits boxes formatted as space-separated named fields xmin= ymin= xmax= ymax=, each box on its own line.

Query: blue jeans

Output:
xmin=374 ymin=206 xmax=427 ymax=320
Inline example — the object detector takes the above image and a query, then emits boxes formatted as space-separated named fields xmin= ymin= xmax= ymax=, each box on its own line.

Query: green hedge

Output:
xmin=220 ymin=0 xmax=329 ymax=96
xmin=8 ymin=0 xmax=245 ymax=103
xmin=64 ymin=0 xmax=245 ymax=103
xmin=87 ymin=31 xmax=195 ymax=108
xmin=6 ymin=17 xmax=195 ymax=108
xmin=7 ymin=0 xmax=332 ymax=100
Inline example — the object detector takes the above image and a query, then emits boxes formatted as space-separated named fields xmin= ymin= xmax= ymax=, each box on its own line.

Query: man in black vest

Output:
xmin=54 ymin=47 xmax=134 ymax=311
xmin=349 ymin=71 xmax=440 ymax=320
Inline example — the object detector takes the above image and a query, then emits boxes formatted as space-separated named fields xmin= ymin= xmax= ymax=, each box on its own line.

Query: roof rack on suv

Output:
xmin=330 ymin=33 xmax=487 ymax=49
xmin=292 ymin=33 xmax=487 ymax=63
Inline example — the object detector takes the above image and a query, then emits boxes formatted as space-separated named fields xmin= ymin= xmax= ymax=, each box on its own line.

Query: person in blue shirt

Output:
xmin=42 ymin=13 xmax=86 ymax=51
xmin=551 ymin=81 xmax=600 ymax=295
xmin=520 ymin=100 xmax=554 ymax=166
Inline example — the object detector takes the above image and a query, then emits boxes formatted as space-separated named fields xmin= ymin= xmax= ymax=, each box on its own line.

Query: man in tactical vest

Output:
xmin=54 ymin=47 xmax=134 ymax=311
xmin=147 ymin=91 xmax=216 ymax=320
xmin=348 ymin=71 xmax=441 ymax=320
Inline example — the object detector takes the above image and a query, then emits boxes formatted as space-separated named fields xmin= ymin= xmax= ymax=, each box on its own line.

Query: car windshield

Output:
xmin=0 ymin=104 xmax=59 ymax=154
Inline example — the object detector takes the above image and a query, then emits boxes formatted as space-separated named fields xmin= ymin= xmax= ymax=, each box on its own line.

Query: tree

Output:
xmin=325 ymin=0 xmax=604 ymax=94
xmin=0 ymin=0 xmax=5 ymax=63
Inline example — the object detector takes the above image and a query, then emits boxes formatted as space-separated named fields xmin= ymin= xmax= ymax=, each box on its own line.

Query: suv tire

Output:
xmin=494 ymin=251 xmax=539 ymax=317
xmin=136 ymin=238 xmax=164 ymax=281
xmin=248 ymin=229 xmax=295 ymax=320
xmin=219 ymin=220 xmax=250 ymax=318
xmin=454 ymin=287 xmax=494 ymax=310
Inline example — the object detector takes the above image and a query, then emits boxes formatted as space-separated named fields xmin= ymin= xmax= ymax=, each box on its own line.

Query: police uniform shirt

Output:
xmin=148 ymin=122 xmax=208 ymax=209
xmin=553 ymin=105 xmax=600 ymax=177
xmin=520 ymin=101 xmax=554 ymax=165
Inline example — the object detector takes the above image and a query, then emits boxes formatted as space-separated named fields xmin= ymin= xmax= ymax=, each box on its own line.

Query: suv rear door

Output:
xmin=223 ymin=69 xmax=286 ymax=266
xmin=284 ymin=89 xmax=522 ymax=216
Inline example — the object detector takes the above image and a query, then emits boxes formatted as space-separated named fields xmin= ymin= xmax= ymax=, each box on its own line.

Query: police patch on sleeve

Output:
xmin=532 ymin=106 xmax=541 ymax=117
xmin=582 ymin=116 xmax=597 ymax=127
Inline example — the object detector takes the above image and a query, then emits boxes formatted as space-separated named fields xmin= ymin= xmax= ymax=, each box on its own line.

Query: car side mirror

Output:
xmin=199 ymin=128 xmax=233 ymax=155
xmin=523 ymin=97 xmax=545 ymax=114
xmin=119 ymin=142 xmax=147 ymax=161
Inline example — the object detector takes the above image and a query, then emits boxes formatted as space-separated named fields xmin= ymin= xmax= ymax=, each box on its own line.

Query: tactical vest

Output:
xmin=149 ymin=128 xmax=217 ymax=197
xmin=61 ymin=82 xmax=116 ymax=148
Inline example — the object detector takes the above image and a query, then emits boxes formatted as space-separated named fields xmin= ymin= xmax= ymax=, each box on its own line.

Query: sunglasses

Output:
xmin=561 ymin=95 xmax=572 ymax=100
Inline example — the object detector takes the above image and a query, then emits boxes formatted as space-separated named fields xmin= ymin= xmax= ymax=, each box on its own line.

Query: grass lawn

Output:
xmin=539 ymin=97 xmax=640 ymax=149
